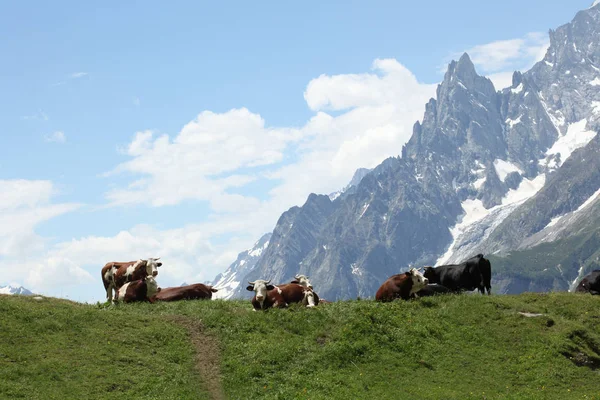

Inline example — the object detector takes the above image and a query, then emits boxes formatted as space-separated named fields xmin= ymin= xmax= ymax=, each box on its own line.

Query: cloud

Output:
xmin=445 ymin=32 xmax=549 ymax=89
xmin=21 ymin=110 xmax=49 ymax=121
xmin=0 ymin=179 xmax=81 ymax=259
xmin=133 ymin=97 xmax=141 ymax=107
xmin=58 ymin=58 xmax=435 ymax=299
xmin=44 ymin=131 xmax=66 ymax=143
xmin=70 ymin=72 xmax=88 ymax=79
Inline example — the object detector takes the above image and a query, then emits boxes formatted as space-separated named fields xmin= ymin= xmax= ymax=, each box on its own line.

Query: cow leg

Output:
xmin=106 ymin=285 xmax=114 ymax=303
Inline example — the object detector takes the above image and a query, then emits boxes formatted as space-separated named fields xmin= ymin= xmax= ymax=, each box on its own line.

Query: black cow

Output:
xmin=575 ymin=270 xmax=600 ymax=295
xmin=424 ymin=254 xmax=492 ymax=295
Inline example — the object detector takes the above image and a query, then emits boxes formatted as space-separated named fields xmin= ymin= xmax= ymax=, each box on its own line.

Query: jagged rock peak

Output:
xmin=444 ymin=53 xmax=477 ymax=84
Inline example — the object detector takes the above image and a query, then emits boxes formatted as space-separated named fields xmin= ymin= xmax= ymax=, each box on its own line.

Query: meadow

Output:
xmin=1 ymin=292 xmax=600 ymax=399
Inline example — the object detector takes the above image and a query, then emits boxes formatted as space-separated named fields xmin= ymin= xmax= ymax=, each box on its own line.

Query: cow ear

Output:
xmin=266 ymin=285 xmax=275 ymax=290
xmin=405 ymin=271 xmax=411 ymax=277
xmin=246 ymin=285 xmax=254 ymax=291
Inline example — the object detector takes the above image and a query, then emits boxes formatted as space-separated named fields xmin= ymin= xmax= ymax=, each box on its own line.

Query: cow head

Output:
xmin=292 ymin=274 xmax=313 ymax=289
xmin=302 ymin=288 xmax=316 ymax=307
xmin=145 ymin=257 xmax=162 ymax=277
xmin=422 ymin=266 xmax=436 ymax=282
xmin=407 ymin=267 xmax=428 ymax=294
xmin=246 ymin=279 xmax=274 ymax=308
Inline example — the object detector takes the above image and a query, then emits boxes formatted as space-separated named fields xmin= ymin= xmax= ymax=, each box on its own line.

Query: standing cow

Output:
xmin=424 ymin=254 xmax=492 ymax=295
xmin=575 ymin=270 xmax=600 ymax=295
xmin=152 ymin=283 xmax=218 ymax=302
xmin=246 ymin=280 xmax=316 ymax=310
xmin=101 ymin=258 xmax=162 ymax=302
xmin=375 ymin=268 xmax=429 ymax=302
xmin=115 ymin=275 xmax=160 ymax=303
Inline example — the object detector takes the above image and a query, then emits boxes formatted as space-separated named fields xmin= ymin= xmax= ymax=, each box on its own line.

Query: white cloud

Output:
xmin=44 ymin=131 xmax=66 ymax=143
xmin=0 ymin=180 xmax=81 ymax=256
xmin=62 ymin=58 xmax=434 ymax=298
xmin=446 ymin=32 xmax=549 ymax=90
xmin=21 ymin=110 xmax=49 ymax=121
xmin=70 ymin=72 xmax=88 ymax=79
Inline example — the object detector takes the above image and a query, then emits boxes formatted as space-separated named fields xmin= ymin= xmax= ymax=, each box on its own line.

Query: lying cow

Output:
xmin=575 ymin=270 xmax=600 ymax=295
xmin=151 ymin=283 xmax=218 ymax=302
xmin=290 ymin=274 xmax=321 ymax=305
xmin=291 ymin=274 xmax=313 ymax=289
xmin=101 ymin=258 xmax=162 ymax=302
xmin=375 ymin=268 xmax=429 ymax=302
xmin=115 ymin=276 xmax=160 ymax=303
xmin=413 ymin=284 xmax=451 ymax=298
xmin=246 ymin=280 xmax=316 ymax=310
xmin=424 ymin=254 xmax=491 ymax=295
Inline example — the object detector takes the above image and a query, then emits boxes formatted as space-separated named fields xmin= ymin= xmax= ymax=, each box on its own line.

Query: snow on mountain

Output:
xmin=211 ymin=233 xmax=271 ymax=299
xmin=0 ymin=285 xmax=34 ymax=296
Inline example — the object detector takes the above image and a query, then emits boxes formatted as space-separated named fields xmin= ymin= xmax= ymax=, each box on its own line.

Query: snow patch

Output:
xmin=511 ymin=83 xmax=524 ymax=94
xmin=545 ymin=61 xmax=554 ymax=67
xmin=493 ymin=159 xmax=522 ymax=182
xmin=543 ymin=119 xmax=596 ymax=168
xmin=351 ymin=263 xmax=363 ymax=276
xmin=473 ymin=176 xmax=486 ymax=190
xmin=436 ymin=174 xmax=546 ymax=265
xmin=359 ymin=203 xmax=370 ymax=218
xmin=591 ymin=101 xmax=600 ymax=115
xmin=506 ymin=115 xmax=522 ymax=128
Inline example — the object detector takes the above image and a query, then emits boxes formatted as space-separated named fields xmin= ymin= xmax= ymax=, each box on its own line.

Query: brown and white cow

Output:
xmin=151 ymin=283 xmax=218 ymax=302
xmin=115 ymin=275 xmax=160 ymax=303
xmin=246 ymin=280 xmax=316 ymax=311
xmin=290 ymin=274 xmax=313 ymax=289
xmin=375 ymin=268 xmax=429 ymax=302
xmin=290 ymin=274 xmax=321 ymax=305
xmin=101 ymin=258 xmax=162 ymax=302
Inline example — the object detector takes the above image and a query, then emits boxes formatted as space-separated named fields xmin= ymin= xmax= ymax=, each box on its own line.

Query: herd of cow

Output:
xmin=101 ymin=253 xmax=600 ymax=308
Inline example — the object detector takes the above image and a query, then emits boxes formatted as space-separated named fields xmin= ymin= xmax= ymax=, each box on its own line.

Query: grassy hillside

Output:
xmin=1 ymin=293 xmax=600 ymax=399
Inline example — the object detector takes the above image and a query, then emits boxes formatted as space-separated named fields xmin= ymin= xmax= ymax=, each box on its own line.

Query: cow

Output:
xmin=101 ymin=258 xmax=162 ymax=303
xmin=290 ymin=274 xmax=313 ymax=289
xmin=246 ymin=280 xmax=316 ymax=311
xmin=575 ymin=270 xmax=600 ymax=295
xmin=151 ymin=283 xmax=218 ymax=302
xmin=290 ymin=274 xmax=321 ymax=305
xmin=413 ymin=284 xmax=451 ymax=298
xmin=375 ymin=268 xmax=429 ymax=302
xmin=424 ymin=254 xmax=492 ymax=295
xmin=115 ymin=275 xmax=160 ymax=303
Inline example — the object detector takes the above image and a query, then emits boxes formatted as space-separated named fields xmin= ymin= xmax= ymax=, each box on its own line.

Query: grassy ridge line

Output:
xmin=2 ymin=293 xmax=600 ymax=399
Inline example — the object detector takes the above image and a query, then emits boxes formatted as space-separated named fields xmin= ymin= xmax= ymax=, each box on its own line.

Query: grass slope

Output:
xmin=2 ymin=293 xmax=600 ymax=399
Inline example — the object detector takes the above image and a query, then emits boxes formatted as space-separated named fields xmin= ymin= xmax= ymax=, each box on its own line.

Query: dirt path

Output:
xmin=168 ymin=316 xmax=225 ymax=400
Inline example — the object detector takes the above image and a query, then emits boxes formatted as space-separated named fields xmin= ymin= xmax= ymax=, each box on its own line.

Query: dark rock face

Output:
xmin=223 ymin=3 xmax=600 ymax=299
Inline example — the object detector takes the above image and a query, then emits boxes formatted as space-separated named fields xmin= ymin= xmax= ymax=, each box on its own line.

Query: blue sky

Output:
xmin=0 ymin=0 xmax=593 ymax=302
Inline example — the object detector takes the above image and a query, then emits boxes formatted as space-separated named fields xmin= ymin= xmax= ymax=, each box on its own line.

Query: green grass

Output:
xmin=2 ymin=293 xmax=600 ymax=399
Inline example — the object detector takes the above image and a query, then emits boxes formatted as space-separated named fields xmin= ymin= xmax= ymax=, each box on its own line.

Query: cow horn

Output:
xmin=248 ymin=281 xmax=255 ymax=285
xmin=266 ymin=279 xmax=272 ymax=284
xmin=294 ymin=275 xmax=301 ymax=280
xmin=155 ymin=257 xmax=161 ymax=261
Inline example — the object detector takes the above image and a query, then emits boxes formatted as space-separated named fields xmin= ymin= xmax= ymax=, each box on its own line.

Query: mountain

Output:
xmin=0 ymin=285 xmax=34 ymax=296
xmin=329 ymin=168 xmax=372 ymax=200
xmin=228 ymin=3 xmax=600 ymax=300
xmin=211 ymin=233 xmax=271 ymax=299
